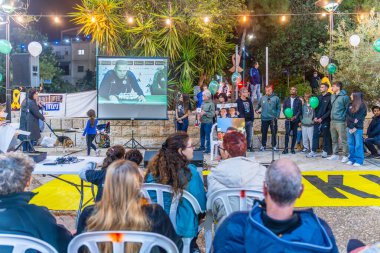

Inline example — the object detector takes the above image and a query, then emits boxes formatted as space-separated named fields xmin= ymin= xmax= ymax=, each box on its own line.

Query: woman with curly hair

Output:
xmin=144 ymin=132 xmax=206 ymax=252
xmin=80 ymin=160 xmax=183 ymax=253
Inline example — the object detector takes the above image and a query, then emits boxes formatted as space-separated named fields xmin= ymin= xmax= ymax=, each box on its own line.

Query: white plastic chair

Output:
xmin=0 ymin=234 xmax=58 ymax=253
xmin=210 ymin=123 xmax=218 ymax=161
xmin=68 ymin=231 xmax=179 ymax=253
xmin=141 ymin=183 xmax=205 ymax=253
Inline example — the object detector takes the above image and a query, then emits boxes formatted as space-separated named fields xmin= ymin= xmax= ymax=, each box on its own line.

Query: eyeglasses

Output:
xmin=185 ymin=145 xmax=196 ymax=149
xmin=218 ymin=146 xmax=226 ymax=152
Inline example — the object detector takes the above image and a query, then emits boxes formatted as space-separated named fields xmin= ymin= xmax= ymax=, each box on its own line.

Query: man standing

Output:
xmin=99 ymin=60 xmax=145 ymax=102
xmin=310 ymin=71 xmax=321 ymax=95
xmin=249 ymin=62 xmax=261 ymax=103
xmin=197 ymin=90 xmax=215 ymax=154
xmin=213 ymin=158 xmax=338 ymax=253
xmin=364 ymin=106 xmax=380 ymax=158
xmin=327 ymin=81 xmax=349 ymax=163
xmin=282 ymin=87 xmax=302 ymax=154
xmin=236 ymin=88 xmax=254 ymax=152
xmin=307 ymin=82 xmax=332 ymax=158
xmin=256 ymin=86 xmax=281 ymax=151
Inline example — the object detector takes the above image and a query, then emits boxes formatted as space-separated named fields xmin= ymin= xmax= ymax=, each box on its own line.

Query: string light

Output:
xmin=321 ymin=12 xmax=327 ymax=17
xmin=242 ymin=15 xmax=247 ymax=23
xmin=53 ymin=16 xmax=60 ymax=24
xmin=127 ymin=16 xmax=134 ymax=24
xmin=15 ymin=15 xmax=24 ymax=23
xmin=204 ymin=16 xmax=210 ymax=23
xmin=281 ymin=15 xmax=287 ymax=22
xmin=91 ymin=16 xmax=96 ymax=23
xmin=248 ymin=34 xmax=254 ymax=40
xmin=165 ymin=18 xmax=171 ymax=26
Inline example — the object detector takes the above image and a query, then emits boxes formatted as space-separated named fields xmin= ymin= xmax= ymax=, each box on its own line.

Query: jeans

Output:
xmin=250 ymin=84 xmax=261 ymax=103
xmin=22 ymin=140 xmax=37 ymax=152
xmin=312 ymin=122 xmax=332 ymax=154
xmin=245 ymin=120 xmax=253 ymax=149
xmin=301 ymin=126 xmax=314 ymax=150
xmin=261 ymin=119 xmax=277 ymax=148
xmin=330 ymin=121 xmax=348 ymax=156
xmin=200 ymin=122 xmax=213 ymax=152
xmin=176 ymin=118 xmax=189 ymax=132
xmin=364 ymin=137 xmax=380 ymax=155
xmin=296 ymin=129 xmax=302 ymax=144
xmin=284 ymin=120 xmax=298 ymax=150
xmin=86 ymin=134 xmax=97 ymax=156
xmin=347 ymin=128 xmax=364 ymax=165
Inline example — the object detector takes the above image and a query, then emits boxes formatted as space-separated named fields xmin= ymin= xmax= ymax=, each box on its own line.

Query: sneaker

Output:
xmin=341 ymin=156 xmax=349 ymax=163
xmin=353 ymin=163 xmax=362 ymax=167
xmin=272 ymin=146 xmax=278 ymax=151
xmin=306 ymin=151 xmax=317 ymax=158
xmin=95 ymin=150 xmax=100 ymax=157
xmin=321 ymin=151 xmax=328 ymax=158
xmin=259 ymin=146 xmax=266 ymax=152
xmin=248 ymin=147 xmax=254 ymax=152
xmin=301 ymin=148 xmax=309 ymax=153
xmin=327 ymin=155 xmax=339 ymax=161
xmin=282 ymin=149 xmax=289 ymax=154
xmin=346 ymin=161 xmax=354 ymax=165
xmin=291 ymin=149 xmax=296 ymax=154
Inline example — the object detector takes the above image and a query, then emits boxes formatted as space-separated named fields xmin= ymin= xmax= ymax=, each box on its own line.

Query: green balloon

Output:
xmin=231 ymin=72 xmax=241 ymax=84
xmin=0 ymin=40 xmax=12 ymax=54
xmin=0 ymin=73 xmax=2 ymax=82
xmin=209 ymin=80 xmax=219 ymax=95
xmin=284 ymin=108 xmax=294 ymax=118
xmin=310 ymin=96 xmax=319 ymax=109
xmin=374 ymin=39 xmax=380 ymax=53
xmin=327 ymin=63 xmax=337 ymax=74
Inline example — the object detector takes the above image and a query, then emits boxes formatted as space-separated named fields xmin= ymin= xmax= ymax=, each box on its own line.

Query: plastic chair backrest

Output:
xmin=206 ymin=189 xmax=264 ymax=214
xmin=0 ymin=234 xmax=58 ymax=253
xmin=68 ymin=231 xmax=179 ymax=253
xmin=141 ymin=183 xmax=203 ymax=230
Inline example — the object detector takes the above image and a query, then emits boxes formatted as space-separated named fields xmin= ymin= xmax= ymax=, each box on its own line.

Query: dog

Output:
xmin=55 ymin=136 xmax=74 ymax=153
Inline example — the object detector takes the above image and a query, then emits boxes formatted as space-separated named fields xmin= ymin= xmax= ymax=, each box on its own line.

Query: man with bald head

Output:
xmin=213 ymin=158 xmax=338 ymax=253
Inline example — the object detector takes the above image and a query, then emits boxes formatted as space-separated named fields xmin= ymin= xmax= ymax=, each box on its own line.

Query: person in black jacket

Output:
xmin=307 ymin=83 xmax=332 ymax=158
xmin=346 ymin=92 xmax=367 ymax=166
xmin=364 ymin=106 xmax=380 ymax=158
xmin=19 ymin=88 xmax=45 ymax=151
xmin=77 ymin=160 xmax=183 ymax=253
xmin=236 ymin=87 xmax=254 ymax=152
xmin=0 ymin=153 xmax=72 ymax=253
xmin=282 ymin=87 xmax=302 ymax=154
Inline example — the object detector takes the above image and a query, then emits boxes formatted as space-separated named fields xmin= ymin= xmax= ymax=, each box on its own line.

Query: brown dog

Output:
xmin=55 ymin=136 xmax=74 ymax=152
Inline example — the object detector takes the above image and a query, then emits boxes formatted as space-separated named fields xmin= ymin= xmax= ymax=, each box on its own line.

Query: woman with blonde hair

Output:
xmin=79 ymin=160 xmax=183 ymax=252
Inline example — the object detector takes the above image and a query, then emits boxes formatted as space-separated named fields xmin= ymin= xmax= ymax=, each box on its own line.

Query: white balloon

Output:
xmin=320 ymin=56 xmax=329 ymax=67
xmin=349 ymin=34 xmax=360 ymax=47
xmin=28 ymin=41 xmax=42 ymax=57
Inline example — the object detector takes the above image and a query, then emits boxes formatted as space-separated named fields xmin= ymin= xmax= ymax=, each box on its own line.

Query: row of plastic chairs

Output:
xmin=0 ymin=185 xmax=263 ymax=253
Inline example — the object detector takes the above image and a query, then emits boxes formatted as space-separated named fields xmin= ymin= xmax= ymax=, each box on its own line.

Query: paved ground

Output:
xmin=29 ymin=147 xmax=380 ymax=252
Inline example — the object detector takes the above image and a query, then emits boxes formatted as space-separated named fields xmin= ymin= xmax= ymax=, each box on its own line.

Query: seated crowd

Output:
xmin=0 ymin=132 xmax=375 ymax=253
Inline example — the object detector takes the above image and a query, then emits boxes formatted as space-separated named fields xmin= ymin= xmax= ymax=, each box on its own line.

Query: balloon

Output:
xmin=349 ymin=35 xmax=360 ymax=47
xmin=310 ymin=96 xmax=319 ymax=109
xmin=327 ymin=63 xmax=337 ymax=74
xmin=209 ymin=80 xmax=219 ymax=95
xmin=319 ymin=56 xmax=329 ymax=68
xmin=0 ymin=73 xmax=2 ymax=82
xmin=0 ymin=40 xmax=12 ymax=54
xmin=28 ymin=41 xmax=43 ymax=57
xmin=374 ymin=39 xmax=380 ymax=53
xmin=231 ymin=72 xmax=241 ymax=84
xmin=284 ymin=108 xmax=293 ymax=118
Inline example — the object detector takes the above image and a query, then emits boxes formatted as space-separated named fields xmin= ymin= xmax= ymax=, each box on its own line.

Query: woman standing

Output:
xmin=19 ymin=88 xmax=45 ymax=151
xmin=175 ymin=93 xmax=191 ymax=132
xmin=83 ymin=109 xmax=99 ymax=156
xmin=346 ymin=92 xmax=367 ymax=166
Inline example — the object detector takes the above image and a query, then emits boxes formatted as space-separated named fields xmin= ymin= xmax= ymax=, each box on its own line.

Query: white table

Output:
xmin=34 ymin=156 xmax=104 ymax=225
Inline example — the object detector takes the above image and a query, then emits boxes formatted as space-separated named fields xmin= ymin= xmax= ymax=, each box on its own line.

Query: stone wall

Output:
xmin=12 ymin=111 xmax=373 ymax=149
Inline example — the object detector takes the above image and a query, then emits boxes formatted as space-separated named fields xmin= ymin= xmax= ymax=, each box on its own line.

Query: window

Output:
xmin=78 ymin=66 xmax=84 ymax=73
xmin=78 ymin=49 xmax=85 ymax=55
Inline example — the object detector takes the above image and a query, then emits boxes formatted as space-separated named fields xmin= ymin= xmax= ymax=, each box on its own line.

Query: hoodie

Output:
xmin=257 ymin=93 xmax=281 ymax=121
xmin=207 ymin=157 xmax=266 ymax=228
xmin=330 ymin=90 xmax=349 ymax=122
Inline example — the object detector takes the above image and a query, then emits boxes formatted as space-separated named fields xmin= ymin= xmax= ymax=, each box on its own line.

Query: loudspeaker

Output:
xmin=144 ymin=150 xmax=204 ymax=168
xmin=11 ymin=53 xmax=40 ymax=87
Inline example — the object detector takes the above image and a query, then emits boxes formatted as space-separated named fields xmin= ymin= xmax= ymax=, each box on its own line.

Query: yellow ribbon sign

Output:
xmin=11 ymin=89 xmax=21 ymax=110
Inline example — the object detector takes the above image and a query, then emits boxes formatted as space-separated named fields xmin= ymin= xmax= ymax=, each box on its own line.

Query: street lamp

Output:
xmin=316 ymin=0 xmax=343 ymax=80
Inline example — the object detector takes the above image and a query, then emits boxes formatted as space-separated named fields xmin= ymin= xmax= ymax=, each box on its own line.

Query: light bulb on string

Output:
xmin=127 ymin=16 xmax=134 ymax=24
xmin=53 ymin=16 xmax=60 ymax=24
xmin=281 ymin=15 xmax=287 ymax=23
xmin=242 ymin=15 xmax=247 ymax=23
xmin=91 ymin=16 xmax=96 ymax=23
xmin=165 ymin=18 xmax=172 ymax=26
xmin=204 ymin=16 xmax=210 ymax=23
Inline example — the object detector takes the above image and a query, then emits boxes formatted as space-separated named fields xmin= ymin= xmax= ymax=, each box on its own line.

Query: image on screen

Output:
xmin=97 ymin=57 xmax=168 ymax=119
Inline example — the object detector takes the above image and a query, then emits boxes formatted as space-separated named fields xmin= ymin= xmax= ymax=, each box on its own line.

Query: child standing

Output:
xmin=301 ymin=93 xmax=314 ymax=153
xmin=83 ymin=109 xmax=99 ymax=156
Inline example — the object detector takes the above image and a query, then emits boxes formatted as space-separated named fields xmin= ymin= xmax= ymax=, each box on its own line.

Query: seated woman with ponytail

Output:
xmin=79 ymin=160 xmax=183 ymax=252
xmin=144 ymin=132 xmax=206 ymax=252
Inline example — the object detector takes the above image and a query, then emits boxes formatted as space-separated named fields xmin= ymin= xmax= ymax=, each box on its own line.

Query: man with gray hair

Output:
xmin=196 ymin=89 xmax=215 ymax=154
xmin=0 ymin=153 xmax=72 ymax=253
xmin=213 ymin=158 xmax=338 ymax=253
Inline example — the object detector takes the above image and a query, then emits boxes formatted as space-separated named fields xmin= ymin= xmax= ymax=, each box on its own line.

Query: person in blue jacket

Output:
xmin=364 ymin=105 xmax=380 ymax=158
xmin=83 ymin=109 xmax=99 ymax=156
xmin=145 ymin=132 xmax=206 ymax=252
xmin=213 ymin=158 xmax=338 ymax=253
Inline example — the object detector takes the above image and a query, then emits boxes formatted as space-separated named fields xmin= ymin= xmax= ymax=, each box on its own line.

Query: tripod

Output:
xmin=124 ymin=119 xmax=146 ymax=149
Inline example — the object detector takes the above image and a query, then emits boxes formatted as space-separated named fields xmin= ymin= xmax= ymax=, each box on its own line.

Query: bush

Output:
xmin=273 ymin=76 xmax=312 ymax=100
